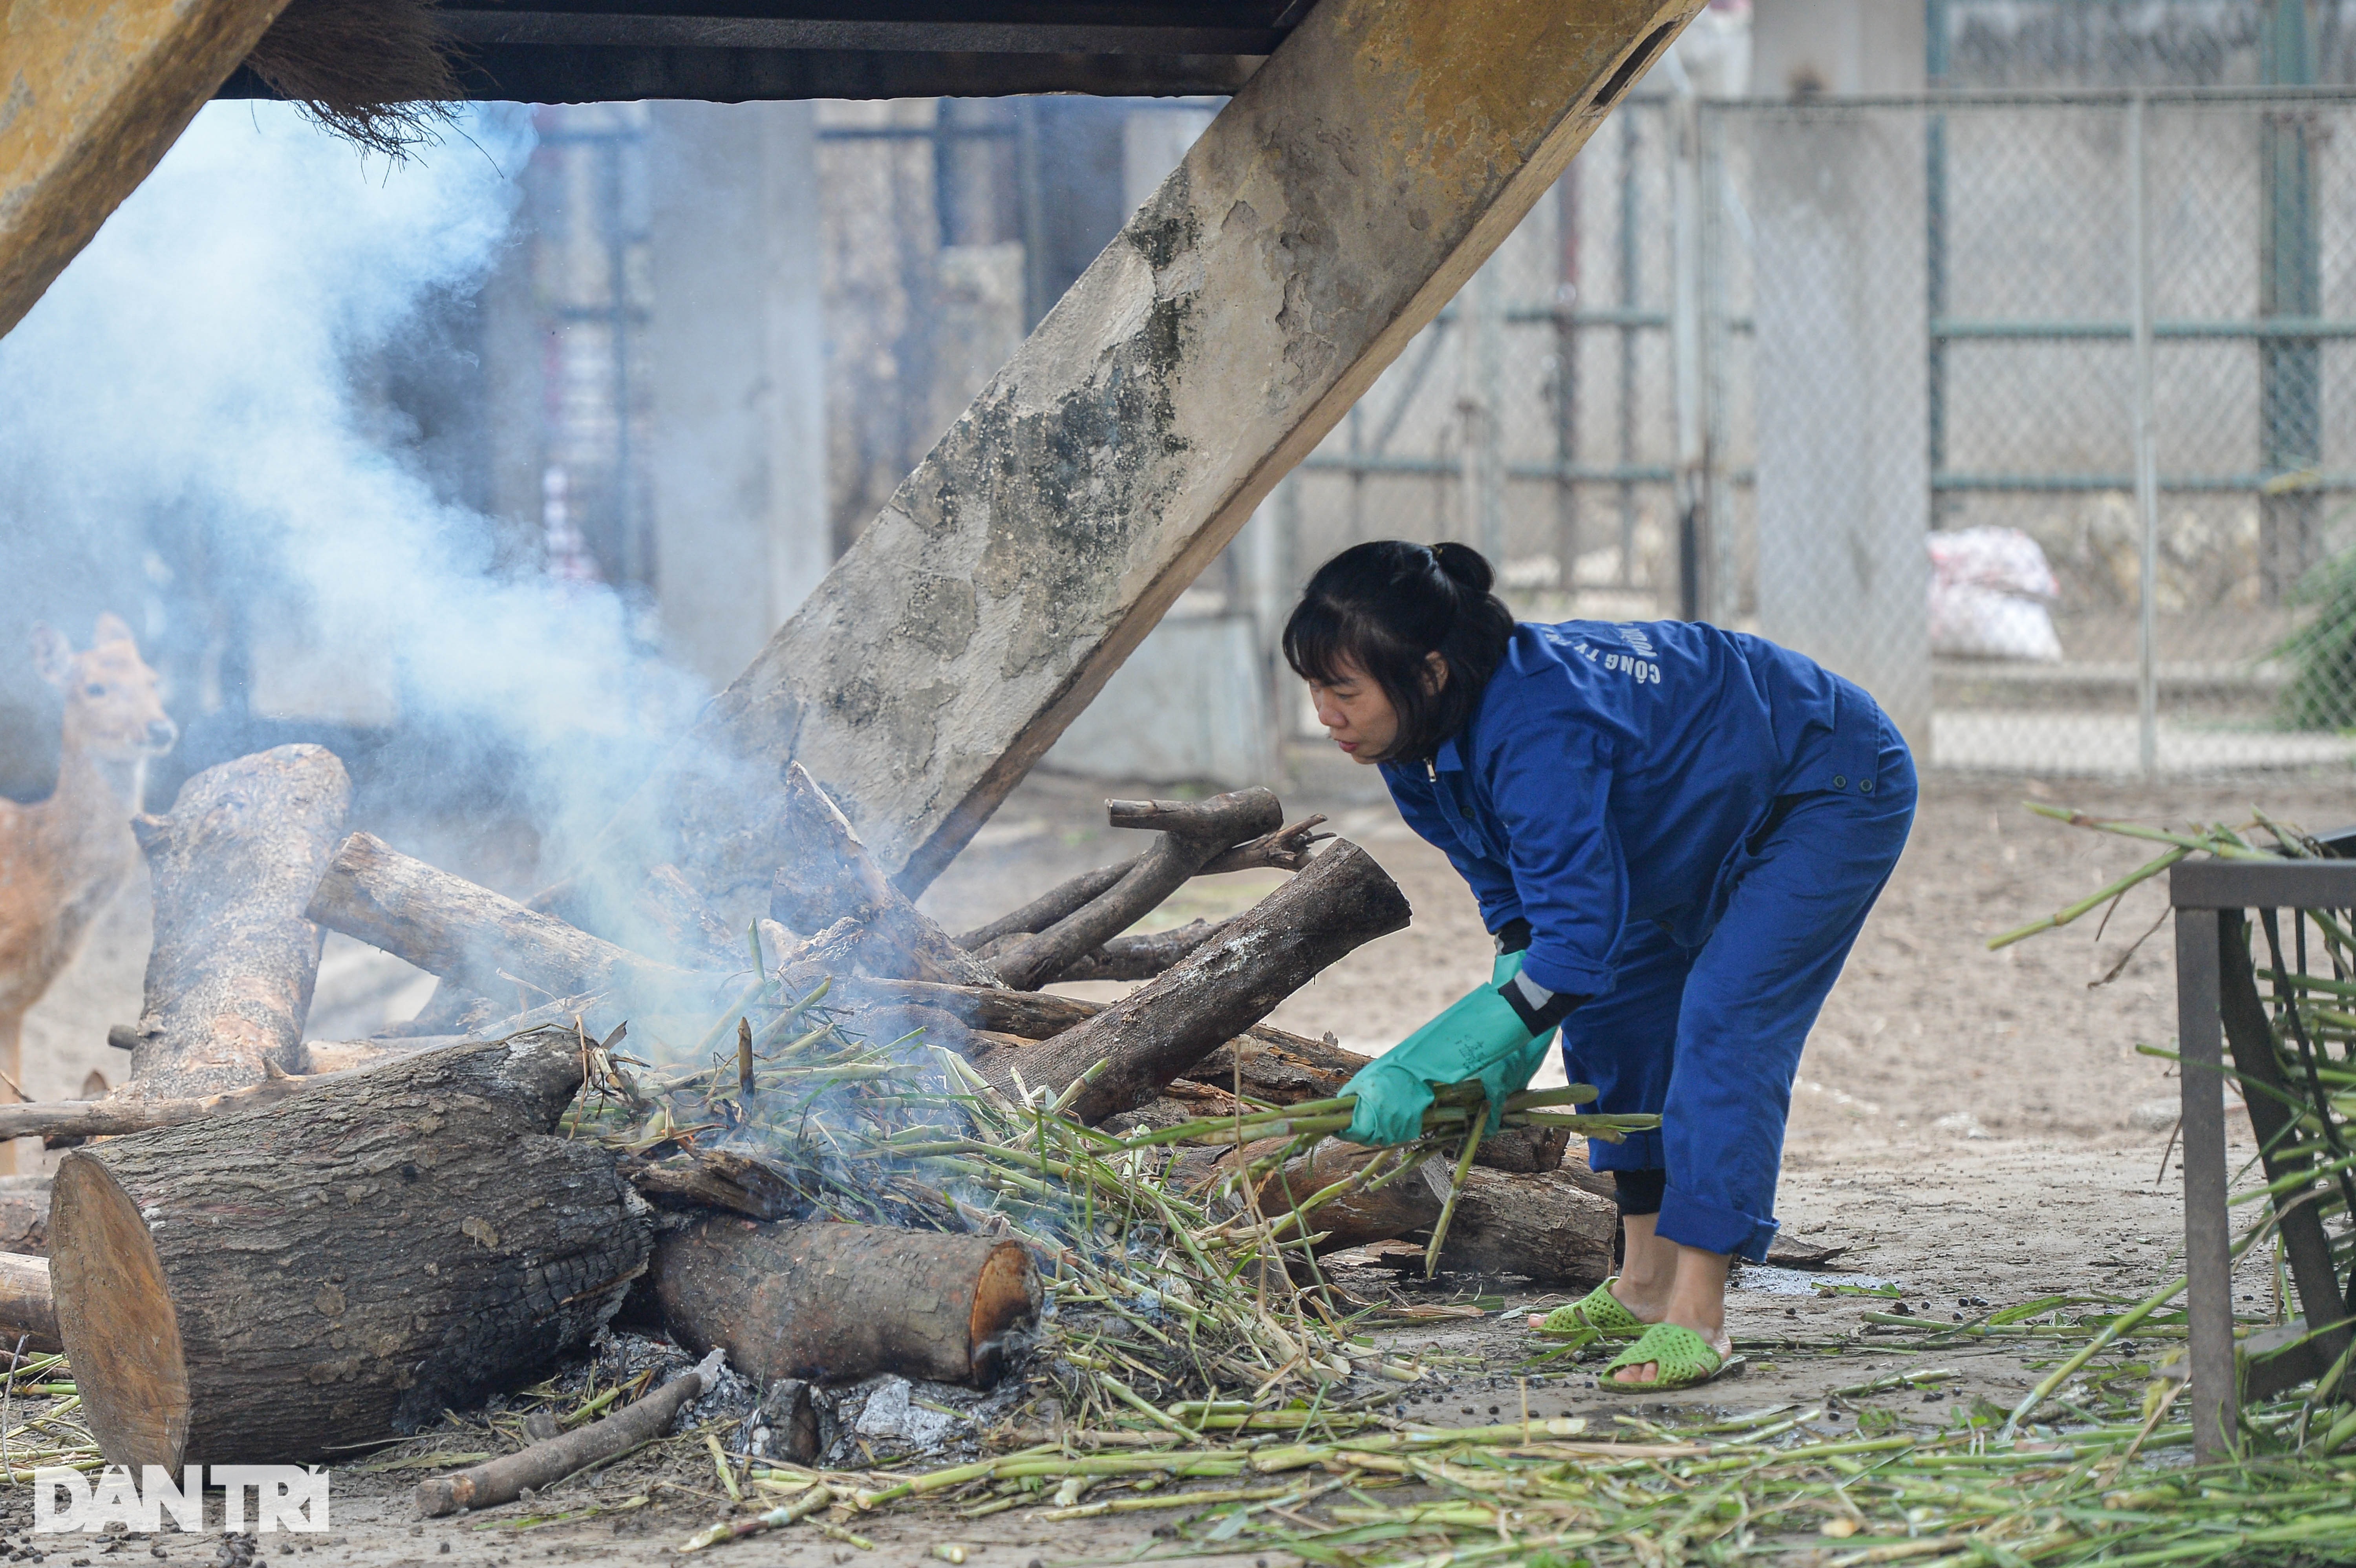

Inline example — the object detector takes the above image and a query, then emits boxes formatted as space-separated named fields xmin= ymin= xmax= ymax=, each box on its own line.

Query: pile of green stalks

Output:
xmin=554 ymin=942 xmax=1655 ymax=1435
xmin=546 ymin=896 xmax=2356 ymax=1565
xmin=646 ymin=1283 xmax=2356 ymax=1567
xmin=646 ymin=819 xmax=2356 ymax=1563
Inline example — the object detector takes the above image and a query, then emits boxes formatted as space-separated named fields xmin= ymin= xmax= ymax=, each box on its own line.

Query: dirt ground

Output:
xmin=11 ymin=753 xmax=2345 ymax=1566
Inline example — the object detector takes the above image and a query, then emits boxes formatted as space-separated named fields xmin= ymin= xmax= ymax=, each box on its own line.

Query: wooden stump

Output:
xmin=652 ymin=1217 xmax=1039 ymax=1388
xmin=123 ymin=746 xmax=350 ymax=1097
xmin=50 ymin=1027 xmax=649 ymax=1469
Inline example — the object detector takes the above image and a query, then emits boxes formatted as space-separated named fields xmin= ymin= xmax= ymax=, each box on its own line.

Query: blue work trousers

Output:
xmin=1561 ymin=720 xmax=1916 ymax=1260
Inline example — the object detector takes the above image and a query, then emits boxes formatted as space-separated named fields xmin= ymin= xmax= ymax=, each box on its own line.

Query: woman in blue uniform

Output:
xmin=1287 ymin=540 xmax=1915 ymax=1390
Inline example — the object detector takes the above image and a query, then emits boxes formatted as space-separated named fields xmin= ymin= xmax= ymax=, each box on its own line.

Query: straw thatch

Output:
xmin=242 ymin=0 xmax=461 ymax=157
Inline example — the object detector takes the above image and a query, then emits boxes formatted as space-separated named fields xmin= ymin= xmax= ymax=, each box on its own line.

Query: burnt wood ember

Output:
xmin=121 ymin=746 xmax=350 ymax=1097
xmin=770 ymin=764 xmax=1001 ymax=987
xmin=985 ymin=840 xmax=1411 ymax=1124
xmin=652 ymin=1216 xmax=1039 ymax=1388
xmin=625 ymin=1148 xmax=800 ymax=1221
xmin=991 ymin=789 xmax=1282 ymax=990
xmin=49 ymin=1026 xmax=650 ymax=1469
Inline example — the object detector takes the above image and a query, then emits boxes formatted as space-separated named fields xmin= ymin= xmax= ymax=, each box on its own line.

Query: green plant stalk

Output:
xmin=1422 ymin=1094 xmax=1488 ymax=1277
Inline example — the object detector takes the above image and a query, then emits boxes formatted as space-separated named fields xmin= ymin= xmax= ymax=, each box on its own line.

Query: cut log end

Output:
xmin=50 ymin=1155 xmax=190 ymax=1470
xmin=653 ymin=1219 xmax=1040 ymax=1389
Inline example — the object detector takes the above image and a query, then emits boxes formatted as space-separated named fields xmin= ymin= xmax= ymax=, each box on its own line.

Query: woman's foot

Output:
xmin=1605 ymin=1216 xmax=1730 ymax=1386
xmin=1608 ymin=1323 xmax=1735 ymax=1385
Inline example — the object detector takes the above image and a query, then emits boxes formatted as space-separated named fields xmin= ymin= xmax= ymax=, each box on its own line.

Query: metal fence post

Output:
xmin=1463 ymin=259 xmax=1505 ymax=562
xmin=2130 ymin=93 xmax=2160 ymax=781
xmin=1670 ymin=76 xmax=1704 ymax=621
xmin=1698 ymin=104 xmax=1734 ymax=627
xmin=1618 ymin=110 xmax=1642 ymax=586
xmin=2173 ymin=902 xmax=2238 ymax=1464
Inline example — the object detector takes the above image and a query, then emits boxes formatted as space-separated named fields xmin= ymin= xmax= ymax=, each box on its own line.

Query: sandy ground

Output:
xmin=9 ymin=753 xmax=2344 ymax=1564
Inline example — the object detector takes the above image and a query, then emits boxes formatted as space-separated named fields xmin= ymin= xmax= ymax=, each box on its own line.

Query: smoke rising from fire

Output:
xmin=0 ymin=104 xmax=707 ymax=871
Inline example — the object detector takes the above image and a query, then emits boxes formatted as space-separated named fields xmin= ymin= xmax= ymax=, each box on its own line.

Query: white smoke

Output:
xmin=0 ymin=103 xmax=708 ymax=866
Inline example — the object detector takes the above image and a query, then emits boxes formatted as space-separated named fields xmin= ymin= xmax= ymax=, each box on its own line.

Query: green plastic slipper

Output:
xmin=1597 ymin=1323 xmax=1744 ymax=1391
xmin=1532 ymin=1278 xmax=1648 ymax=1337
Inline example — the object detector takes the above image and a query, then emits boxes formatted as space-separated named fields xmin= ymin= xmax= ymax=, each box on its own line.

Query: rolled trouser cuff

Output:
xmin=1586 ymin=1128 xmax=1665 ymax=1172
xmin=1655 ymin=1187 xmax=1778 ymax=1261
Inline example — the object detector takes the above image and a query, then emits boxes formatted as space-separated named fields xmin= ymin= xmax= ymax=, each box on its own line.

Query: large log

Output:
xmin=985 ymin=841 xmax=1410 ymax=1124
xmin=1183 ymin=1140 xmax=1614 ymax=1282
xmin=579 ymin=0 xmax=1699 ymax=909
xmin=992 ymin=790 xmax=1280 ymax=990
xmin=122 ymin=746 xmax=350 ymax=1098
xmin=401 ymin=860 xmax=739 ymax=1038
xmin=305 ymin=832 xmax=713 ymax=1012
xmin=50 ymin=1027 xmax=650 ymax=1469
xmin=770 ymin=764 xmax=1000 ymax=987
xmin=653 ymin=1217 xmax=1039 ymax=1389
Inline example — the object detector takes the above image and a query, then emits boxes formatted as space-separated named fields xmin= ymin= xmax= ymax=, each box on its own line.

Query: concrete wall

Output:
xmin=1752 ymin=0 xmax=1924 ymax=96
xmin=646 ymin=102 xmax=830 ymax=691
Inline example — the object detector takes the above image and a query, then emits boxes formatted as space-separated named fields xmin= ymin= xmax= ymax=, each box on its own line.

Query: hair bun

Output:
xmin=1429 ymin=541 xmax=1495 ymax=596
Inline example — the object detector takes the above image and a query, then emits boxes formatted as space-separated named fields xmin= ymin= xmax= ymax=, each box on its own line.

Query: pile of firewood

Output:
xmin=0 ymin=744 xmax=1626 ymax=1486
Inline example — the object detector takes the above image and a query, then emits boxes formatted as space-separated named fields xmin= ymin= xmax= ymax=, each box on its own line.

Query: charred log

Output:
xmin=652 ymin=1217 xmax=1039 ymax=1389
xmin=306 ymin=831 xmax=713 ymax=1012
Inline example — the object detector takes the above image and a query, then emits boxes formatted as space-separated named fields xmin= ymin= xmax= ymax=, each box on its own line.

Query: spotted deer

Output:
xmin=0 ymin=615 xmax=177 ymax=1168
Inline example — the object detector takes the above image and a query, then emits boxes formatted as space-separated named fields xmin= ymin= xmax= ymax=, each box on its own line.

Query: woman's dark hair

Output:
xmin=1282 ymin=540 xmax=1517 ymax=763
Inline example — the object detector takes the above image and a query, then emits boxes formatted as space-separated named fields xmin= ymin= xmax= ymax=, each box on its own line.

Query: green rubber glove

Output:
xmin=1339 ymin=974 xmax=1548 ymax=1147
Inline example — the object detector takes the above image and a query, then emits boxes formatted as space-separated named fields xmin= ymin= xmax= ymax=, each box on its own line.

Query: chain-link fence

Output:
xmin=1273 ymin=88 xmax=2356 ymax=777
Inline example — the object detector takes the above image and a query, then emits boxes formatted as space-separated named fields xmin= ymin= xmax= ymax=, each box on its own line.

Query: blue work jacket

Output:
xmin=1379 ymin=620 xmax=1885 ymax=999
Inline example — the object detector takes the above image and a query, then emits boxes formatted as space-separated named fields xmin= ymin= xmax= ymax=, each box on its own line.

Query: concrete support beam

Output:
xmin=601 ymin=0 xmax=1703 ymax=907
xmin=0 ymin=0 xmax=289 ymax=340
xmin=646 ymin=102 xmax=830 ymax=690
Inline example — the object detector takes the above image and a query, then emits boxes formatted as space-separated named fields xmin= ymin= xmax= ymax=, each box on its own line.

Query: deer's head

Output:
xmin=32 ymin=615 xmax=177 ymax=762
